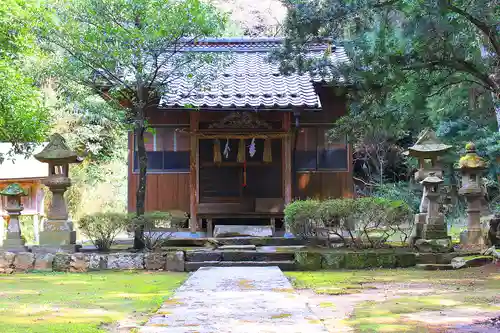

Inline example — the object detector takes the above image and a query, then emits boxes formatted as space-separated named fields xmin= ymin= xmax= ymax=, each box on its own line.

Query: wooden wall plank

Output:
xmin=294 ymin=172 xmax=353 ymax=200
xmin=128 ymin=173 xmax=190 ymax=213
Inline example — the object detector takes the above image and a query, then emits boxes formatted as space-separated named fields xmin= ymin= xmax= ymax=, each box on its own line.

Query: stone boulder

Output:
xmin=415 ymin=238 xmax=453 ymax=253
xmin=295 ymin=252 xmax=322 ymax=270
xmin=344 ymin=252 xmax=378 ymax=269
xmin=321 ymin=252 xmax=345 ymax=269
xmin=107 ymin=253 xmax=144 ymax=270
xmin=14 ymin=252 xmax=35 ymax=272
xmin=395 ymin=252 xmax=417 ymax=267
xmin=0 ymin=252 xmax=16 ymax=274
xmin=88 ymin=253 xmax=108 ymax=270
xmin=375 ymin=252 xmax=398 ymax=268
xmin=53 ymin=253 xmax=71 ymax=272
xmin=145 ymin=252 xmax=166 ymax=270
xmin=70 ymin=253 xmax=89 ymax=272
xmin=451 ymin=255 xmax=494 ymax=269
xmin=165 ymin=251 xmax=185 ymax=272
xmin=34 ymin=253 xmax=55 ymax=271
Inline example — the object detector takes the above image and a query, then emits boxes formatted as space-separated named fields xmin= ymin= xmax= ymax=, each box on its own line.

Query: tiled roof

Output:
xmin=159 ymin=37 xmax=347 ymax=110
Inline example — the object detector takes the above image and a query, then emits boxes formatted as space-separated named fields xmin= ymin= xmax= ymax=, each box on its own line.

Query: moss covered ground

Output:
xmin=287 ymin=265 xmax=500 ymax=332
xmin=0 ymin=271 xmax=186 ymax=333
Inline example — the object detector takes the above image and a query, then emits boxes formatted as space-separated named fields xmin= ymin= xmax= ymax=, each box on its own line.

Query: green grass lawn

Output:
xmin=0 ymin=271 xmax=187 ymax=333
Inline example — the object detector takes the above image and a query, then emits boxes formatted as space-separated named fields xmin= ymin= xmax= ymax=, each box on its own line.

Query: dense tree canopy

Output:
xmin=0 ymin=0 xmax=50 ymax=157
xmin=276 ymin=0 xmax=500 ymax=187
xmin=38 ymin=0 xmax=227 ymax=247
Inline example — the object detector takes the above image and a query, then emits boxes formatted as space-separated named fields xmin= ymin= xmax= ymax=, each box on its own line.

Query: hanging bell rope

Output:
xmin=263 ymin=138 xmax=272 ymax=163
xmin=213 ymin=139 xmax=222 ymax=164
xmin=237 ymin=138 xmax=246 ymax=163
xmin=242 ymin=160 xmax=247 ymax=188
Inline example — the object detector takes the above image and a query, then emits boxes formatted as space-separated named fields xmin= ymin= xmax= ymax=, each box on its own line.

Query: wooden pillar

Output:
xmin=270 ymin=217 xmax=276 ymax=236
xmin=283 ymin=113 xmax=293 ymax=205
xmin=189 ymin=111 xmax=199 ymax=232
xmin=34 ymin=184 xmax=44 ymax=244
xmin=0 ymin=215 xmax=4 ymax=246
xmin=207 ymin=218 xmax=213 ymax=237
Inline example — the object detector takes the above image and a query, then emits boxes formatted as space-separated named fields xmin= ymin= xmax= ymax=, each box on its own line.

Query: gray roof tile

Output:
xmin=159 ymin=37 xmax=347 ymax=110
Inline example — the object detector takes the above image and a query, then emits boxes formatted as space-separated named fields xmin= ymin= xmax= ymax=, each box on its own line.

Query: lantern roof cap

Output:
xmin=34 ymin=134 xmax=82 ymax=164
xmin=420 ymin=172 xmax=444 ymax=185
xmin=0 ymin=183 xmax=27 ymax=197
xmin=458 ymin=142 xmax=486 ymax=169
xmin=406 ymin=129 xmax=452 ymax=156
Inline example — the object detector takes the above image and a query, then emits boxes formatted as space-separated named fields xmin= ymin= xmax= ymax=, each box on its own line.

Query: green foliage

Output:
xmin=78 ymin=212 xmax=131 ymax=251
xmin=285 ymin=197 xmax=413 ymax=248
xmin=129 ymin=211 xmax=186 ymax=250
xmin=278 ymin=0 xmax=499 ymax=181
xmin=0 ymin=0 xmax=50 ymax=152
xmin=66 ymin=156 xmax=127 ymax=222
xmin=37 ymin=0 xmax=228 ymax=224
xmin=372 ymin=182 xmax=421 ymax=213
xmin=284 ymin=199 xmax=322 ymax=238
xmin=19 ymin=215 xmax=35 ymax=245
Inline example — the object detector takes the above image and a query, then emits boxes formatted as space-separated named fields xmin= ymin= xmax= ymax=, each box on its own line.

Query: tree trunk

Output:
xmin=494 ymin=92 xmax=500 ymax=132
xmin=133 ymin=99 xmax=147 ymax=249
xmin=494 ymin=93 xmax=500 ymax=184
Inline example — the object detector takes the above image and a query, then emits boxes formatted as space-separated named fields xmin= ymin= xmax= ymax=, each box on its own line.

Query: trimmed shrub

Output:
xmin=78 ymin=213 xmax=131 ymax=252
xmin=129 ymin=211 xmax=182 ymax=250
xmin=285 ymin=197 xmax=413 ymax=248
xmin=283 ymin=200 xmax=322 ymax=239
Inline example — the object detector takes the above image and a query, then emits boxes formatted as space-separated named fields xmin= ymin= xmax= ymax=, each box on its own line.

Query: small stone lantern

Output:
xmin=406 ymin=129 xmax=451 ymax=242
xmin=34 ymin=133 xmax=82 ymax=250
xmin=420 ymin=173 xmax=448 ymax=239
xmin=0 ymin=183 xmax=27 ymax=251
xmin=414 ymin=173 xmax=452 ymax=253
xmin=458 ymin=142 xmax=487 ymax=249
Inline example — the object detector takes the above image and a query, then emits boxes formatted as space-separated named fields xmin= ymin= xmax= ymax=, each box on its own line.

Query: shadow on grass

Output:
xmin=0 ymin=271 xmax=187 ymax=333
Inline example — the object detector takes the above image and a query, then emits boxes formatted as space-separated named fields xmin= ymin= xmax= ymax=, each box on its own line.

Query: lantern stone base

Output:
xmin=422 ymin=222 xmax=448 ymax=239
xmin=39 ymin=230 xmax=76 ymax=247
xmin=466 ymin=228 xmax=486 ymax=249
xmin=410 ymin=213 xmax=427 ymax=244
xmin=31 ymin=244 xmax=79 ymax=254
xmin=414 ymin=237 xmax=453 ymax=253
xmin=2 ymin=234 xmax=26 ymax=252
xmin=2 ymin=234 xmax=27 ymax=252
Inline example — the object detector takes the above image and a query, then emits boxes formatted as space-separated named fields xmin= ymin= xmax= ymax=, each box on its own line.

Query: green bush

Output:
xmin=19 ymin=215 xmax=36 ymax=245
xmin=129 ymin=211 xmax=188 ymax=250
xmin=78 ymin=212 xmax=131 ymax=252
xmin=284 ymin=197 xmax=413 ymax=248
xmin=284 ymin=200 xmax=322 ymax=239
xmin=372 ymin=182 xmax=421 ymax=213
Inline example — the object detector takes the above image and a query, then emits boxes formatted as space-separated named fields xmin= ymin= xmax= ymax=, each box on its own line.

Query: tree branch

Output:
xmin=402 ymin=59 xmax=496 ymax=91
xmin=447 ymin=3 xmax=500 ymax=57
xmin=428 ymin=78 xmax=490 ymax=97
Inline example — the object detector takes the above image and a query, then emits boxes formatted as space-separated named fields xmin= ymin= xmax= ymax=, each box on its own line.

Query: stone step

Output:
xmin=185 ymin=250 xmax=295 ymax=262
xmin=185 ymin=260 xmax=296 ymax=272
xmin=416 ymin=263 xmax=455 ymax=271
xmin=163 ymin=237 xmax=306 ymax=247
xmin=218 ymin=245 xmax=256 ymax=250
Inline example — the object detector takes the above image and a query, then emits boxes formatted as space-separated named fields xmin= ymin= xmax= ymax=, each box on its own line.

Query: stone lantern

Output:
xmin=414 ymin=173 xmax=452 ymax=253
xmin=458 ymin=142 xmax=487 ymax=249
xmin=34 ymin=133 xmax=82 ymax=250
xmin=0 ymin=183 xmax=27 ymax=251
xmin=406 ymin=129 xmax=451 ymax=242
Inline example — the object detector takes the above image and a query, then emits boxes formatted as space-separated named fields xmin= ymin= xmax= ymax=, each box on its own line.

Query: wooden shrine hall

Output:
xmin=127 ymin=37 xmax=354 ymax=236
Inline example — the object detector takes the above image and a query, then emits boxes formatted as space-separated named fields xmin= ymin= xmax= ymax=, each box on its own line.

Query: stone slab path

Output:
xmin=140 ymin=266 xmax=328 ymax=333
